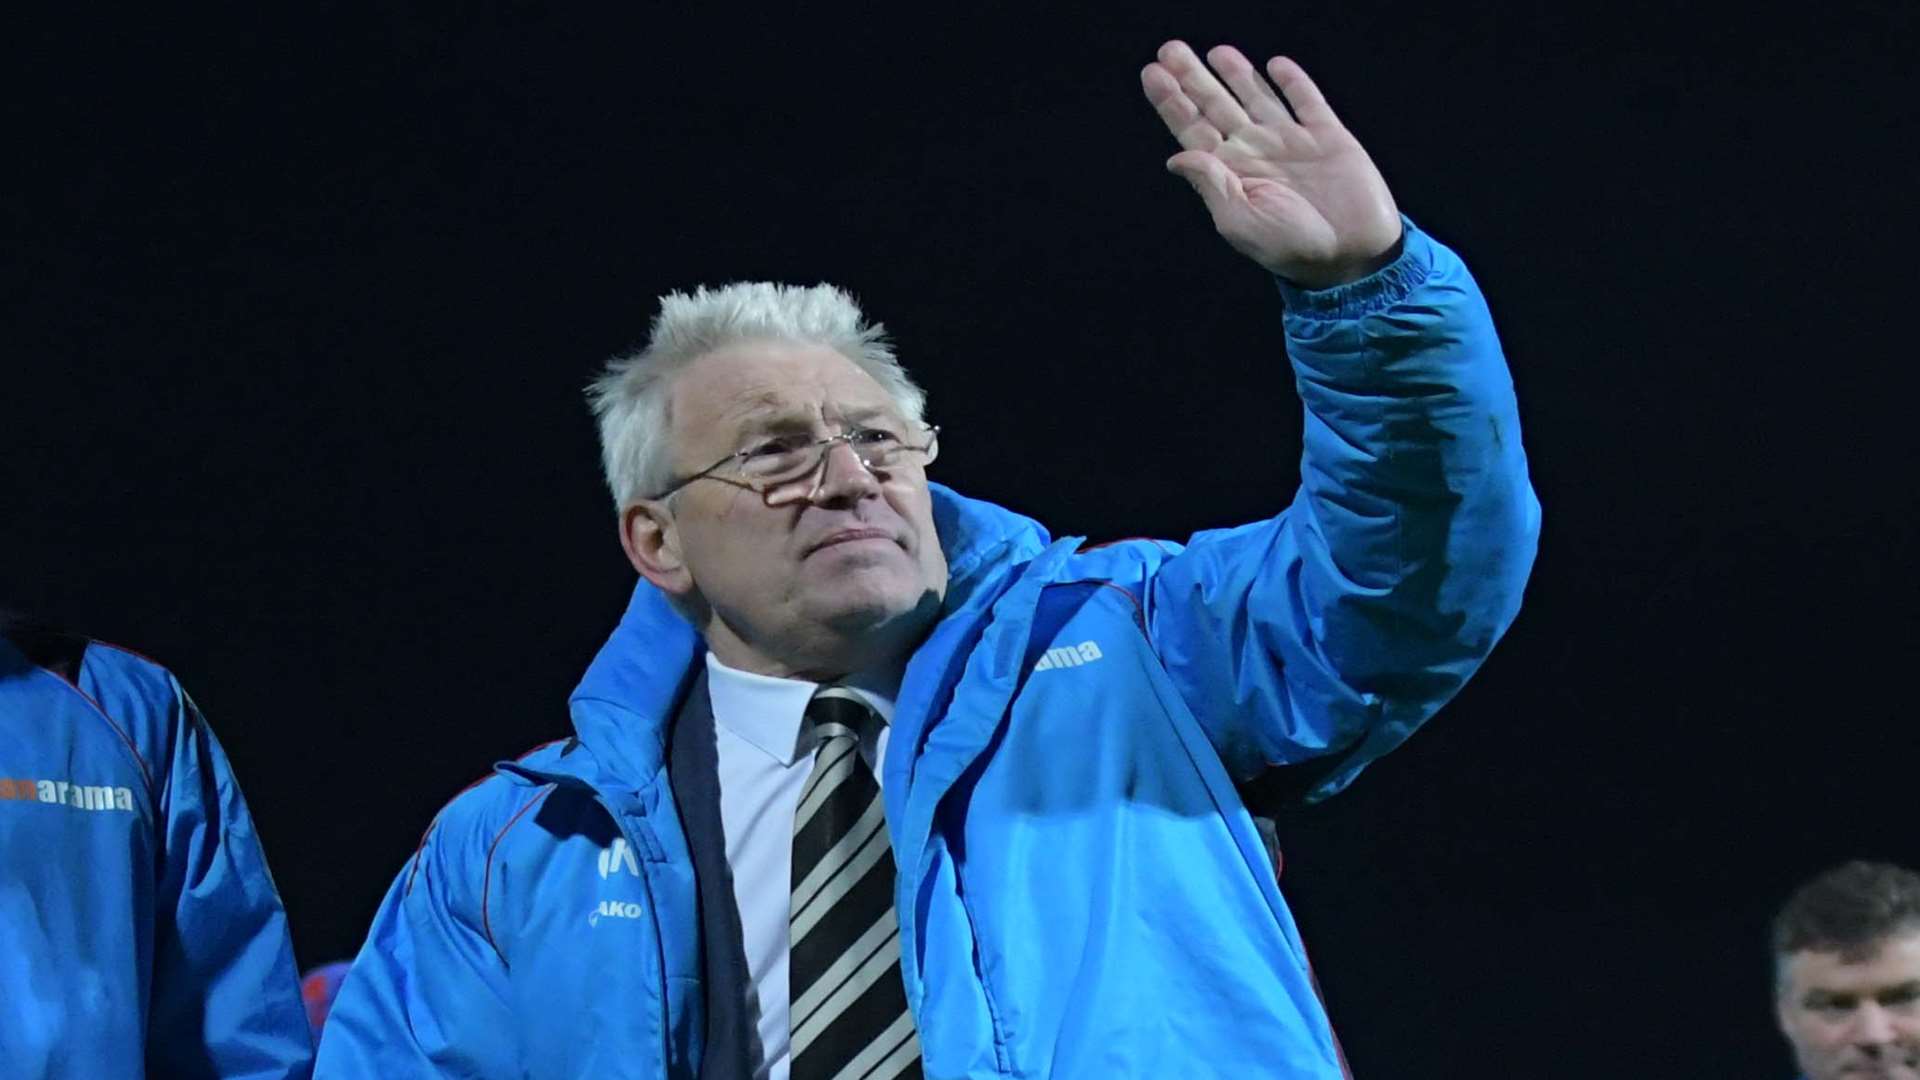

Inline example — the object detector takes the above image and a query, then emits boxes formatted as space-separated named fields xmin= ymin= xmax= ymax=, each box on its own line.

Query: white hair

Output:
xmin=587 ymin=282 xmax=928 ymax=508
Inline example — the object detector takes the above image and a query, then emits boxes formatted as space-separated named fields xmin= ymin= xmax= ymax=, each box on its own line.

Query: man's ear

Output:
xmin=620 ymin=501 xmax=693 ymax=596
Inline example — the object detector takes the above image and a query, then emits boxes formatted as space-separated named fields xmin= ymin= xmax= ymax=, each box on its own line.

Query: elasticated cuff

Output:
xmin=1273 ymin=214 xmax=1434 ymax=320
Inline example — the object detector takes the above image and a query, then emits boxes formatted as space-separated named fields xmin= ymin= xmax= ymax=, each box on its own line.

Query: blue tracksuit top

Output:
xmin=0 ymin=627 xmax=315 ymax=1078
xmin=316 ymin=218 xmax=1542 ymax=1078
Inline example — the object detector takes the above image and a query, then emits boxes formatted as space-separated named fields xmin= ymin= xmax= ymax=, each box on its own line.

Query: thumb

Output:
xmin=1165 ymin=150 xmax=1237 ymax=215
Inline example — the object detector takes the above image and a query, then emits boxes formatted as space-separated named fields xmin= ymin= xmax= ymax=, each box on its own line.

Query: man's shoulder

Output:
xmin=0 ymin=613 xmax=94 ymax=684
xmin=0 ymin=619 xmax=193 ymax=788
xmin=415 ymin=740 xmax=587 ymax=862
xmin=77 ymin=638 xmax=182 ymax=706
xmin=0 ymin=617 xmax=177 ymax=702
xmin=1051 ymin=536 xmax=1184 ymax=585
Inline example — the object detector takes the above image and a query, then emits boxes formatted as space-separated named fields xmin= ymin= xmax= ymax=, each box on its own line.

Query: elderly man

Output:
xmin=318 ymin=40 xmax=1538 ymax=1078
xmin=1775 ymin=862 xmax=1920 ymax=1080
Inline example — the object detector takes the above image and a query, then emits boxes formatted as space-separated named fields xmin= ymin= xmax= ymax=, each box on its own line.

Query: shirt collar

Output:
xmin=704 ymin=652 xmax=900 ymax=766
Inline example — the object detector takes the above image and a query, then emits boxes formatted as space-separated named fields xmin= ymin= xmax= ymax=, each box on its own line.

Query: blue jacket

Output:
xmin=0 ymin=624 xmax=315 ymax=1078
xmin=317 ymin=220 xmax=1540 ymax=1078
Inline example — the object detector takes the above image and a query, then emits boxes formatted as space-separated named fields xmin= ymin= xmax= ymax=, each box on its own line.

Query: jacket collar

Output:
xmin=560 ymin=483 xmax=1051 ymax=788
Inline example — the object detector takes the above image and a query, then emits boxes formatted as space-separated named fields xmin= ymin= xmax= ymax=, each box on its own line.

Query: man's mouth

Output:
xmin=805 ymin=528 xmax=898 ymax=556
xmin=1846 ymin=1059 xmax=1920 ymax=1079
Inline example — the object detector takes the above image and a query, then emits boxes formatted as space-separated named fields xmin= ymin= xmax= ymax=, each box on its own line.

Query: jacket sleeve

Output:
xmin=146 ymin=680 xmax=316 ymax=1079
xmin=313 ymin=791 xmax=519 ymax=1077
xmin=1146 ymin=217 xmax=1541 ymax=802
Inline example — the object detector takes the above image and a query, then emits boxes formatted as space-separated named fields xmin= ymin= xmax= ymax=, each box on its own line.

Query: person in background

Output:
xmin=317 ymin=38 xmax=1538 ymax=1078
xmin=0 ymin=614 xmax=313 ymax=1078
xmin=300 ymin=962 xmax=354 ymax=1043
xmin=1775 ymin=860 xmax=1920 ymax=1080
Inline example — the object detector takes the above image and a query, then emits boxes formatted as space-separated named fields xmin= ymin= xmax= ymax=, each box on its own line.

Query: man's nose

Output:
xmin=1854 ymin=1001 xmax=1898 ymax=1045
xmin=808 ymin=439 xmax=880 ymax=503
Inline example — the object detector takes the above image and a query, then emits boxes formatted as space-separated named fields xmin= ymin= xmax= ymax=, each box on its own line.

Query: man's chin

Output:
xmin=812 ymin=584 xmax=941 ymax=640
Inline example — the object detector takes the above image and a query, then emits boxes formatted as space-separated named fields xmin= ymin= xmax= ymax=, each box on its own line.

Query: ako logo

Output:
xmin=0 ymin=777 xmax=135 ymax=812
xmin=588 ymin=899 xmax=645 ymax=927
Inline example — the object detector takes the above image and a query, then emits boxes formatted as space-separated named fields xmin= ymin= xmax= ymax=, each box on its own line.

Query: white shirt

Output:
xmin=705 ymin=652 xmax=897 ymax=1080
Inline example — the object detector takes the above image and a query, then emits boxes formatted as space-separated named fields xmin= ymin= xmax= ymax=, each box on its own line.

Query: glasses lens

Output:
xmin=849 ymin=429 xmax=904 ymax=467
xmin=857 ymin=430 xmax=936 ymax=470
xmin=736 ymin=440 xmax=816 ymax=483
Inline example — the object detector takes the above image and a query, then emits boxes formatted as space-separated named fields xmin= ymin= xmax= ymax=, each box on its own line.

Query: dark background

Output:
xmin=7 ymin=3 xmax=1915 ymax=1075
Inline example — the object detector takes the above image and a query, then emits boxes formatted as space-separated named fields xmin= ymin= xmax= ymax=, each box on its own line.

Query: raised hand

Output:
xmin=1142 ymin=41 xmax=1402 ymax=289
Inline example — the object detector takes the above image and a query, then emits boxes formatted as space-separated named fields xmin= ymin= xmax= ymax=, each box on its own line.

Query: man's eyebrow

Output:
xmin=727 ymin=400 xmax=902 ymax=430
xmin=723 ymin=397 xmax=811 ymax=430
xmin=836 ymin=404 xmax=903 ymax=424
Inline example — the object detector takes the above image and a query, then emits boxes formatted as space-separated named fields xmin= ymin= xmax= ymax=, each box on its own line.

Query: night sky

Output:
xmin=7 ymin=4 xmax=1915 ymax=1075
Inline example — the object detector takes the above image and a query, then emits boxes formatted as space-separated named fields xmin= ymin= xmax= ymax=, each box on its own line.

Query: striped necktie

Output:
xmin=788 ymin=686 xmax=922 ymax=1080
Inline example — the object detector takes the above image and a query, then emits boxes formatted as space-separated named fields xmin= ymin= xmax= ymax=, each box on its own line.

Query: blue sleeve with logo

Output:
xmin=1146 ymin=217 xmax=1541 ymax=801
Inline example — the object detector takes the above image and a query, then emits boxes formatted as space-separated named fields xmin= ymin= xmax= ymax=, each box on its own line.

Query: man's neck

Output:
xmin=700 ymin=600 xmax=937 ymax=682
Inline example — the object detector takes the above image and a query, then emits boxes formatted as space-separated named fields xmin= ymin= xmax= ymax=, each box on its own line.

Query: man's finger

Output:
xmin=1141 ymin=63 xmax=1224 ymax=154
xmin=1264 ymin=56 xmax=1338 ymax=129
xmin=1157 ymin=40 xmax=1252 ymax=137
xmin=1165 ymin=149 xmax=1240 ymax=219
xmin=1206 ymin=45 xmax=1297 ymax=131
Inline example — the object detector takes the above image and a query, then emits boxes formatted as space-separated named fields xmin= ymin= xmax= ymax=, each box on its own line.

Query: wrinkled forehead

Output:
xmin=1784 ymin=933 xmax=1920 ymax=995
xmin=668 ymin=342 xmax=902 ymax=445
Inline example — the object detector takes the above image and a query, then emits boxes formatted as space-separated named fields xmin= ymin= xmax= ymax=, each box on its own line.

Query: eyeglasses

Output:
xmin=646 ymin=424 xmax=940 ymax=504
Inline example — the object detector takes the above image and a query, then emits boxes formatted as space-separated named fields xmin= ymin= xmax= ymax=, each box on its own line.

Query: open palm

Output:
xmin=1142 ymin=41 xmax=1402 ymax=288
